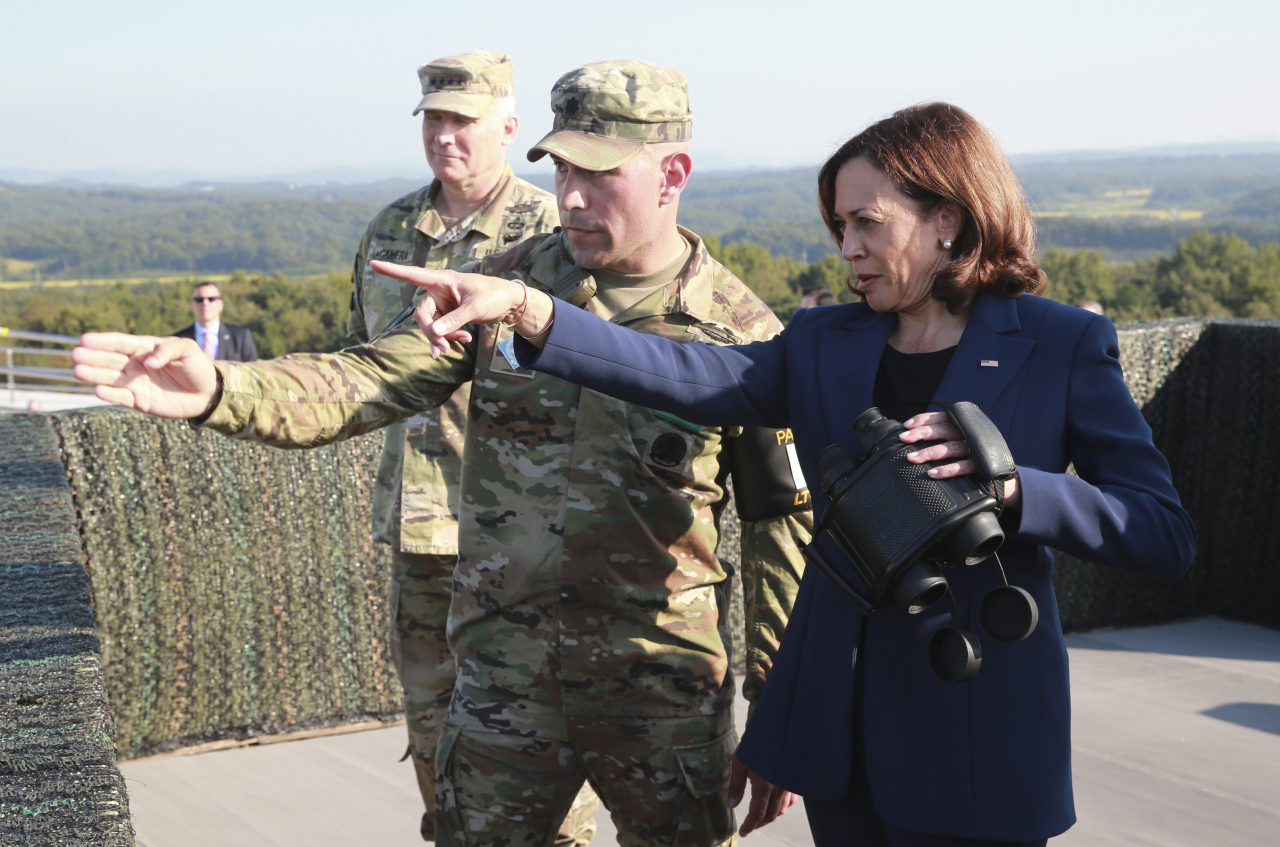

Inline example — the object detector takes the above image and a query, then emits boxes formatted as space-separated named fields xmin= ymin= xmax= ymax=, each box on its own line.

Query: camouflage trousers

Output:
xmin=435 ymin=687 xmax=739 ymax=847
xmin=389 ymin=551 xmax=599 ymax=844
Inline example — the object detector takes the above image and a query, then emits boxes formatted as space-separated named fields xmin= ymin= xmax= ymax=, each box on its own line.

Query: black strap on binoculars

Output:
xmin=932 ymin=401 xmax=1018 ymax=485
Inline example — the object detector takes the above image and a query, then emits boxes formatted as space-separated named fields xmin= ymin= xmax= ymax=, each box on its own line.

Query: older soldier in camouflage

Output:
xmin=71 ymin=60 xmax=809 ymax=847
xmin=344 ymin=48 xmax=566 ymax=842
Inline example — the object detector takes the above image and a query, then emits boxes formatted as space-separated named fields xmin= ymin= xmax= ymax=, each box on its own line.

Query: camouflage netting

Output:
xmin=48 ymin=410 xmax=400 ymax=760
xmin=0 ymin=414 xmax=134 ymax=846
xmin=1054 ymin=318 xmax=1280 ymax=632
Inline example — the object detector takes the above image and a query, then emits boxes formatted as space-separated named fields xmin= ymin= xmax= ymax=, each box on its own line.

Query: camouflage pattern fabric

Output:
xmin=436 ymin=692 xmax=736 ymax=847
xmin=388 ymin=550 xmax=457 ymax=830
xmin=528 ymin=60 xmax=693 ymax=171
xmin=206 ymin=227 xmax=809 ymax=718
xmin=348 ymin=163 xmax=558 ymax=555
xmin=391 ymin=550 xmax=600 ymax=844
xmin=414 ymin=48 xmax=515 ymax=119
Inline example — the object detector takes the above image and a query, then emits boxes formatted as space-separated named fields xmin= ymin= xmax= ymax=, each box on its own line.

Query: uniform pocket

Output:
xmin=668 ymin=729 xmax=739 ymax=846
xmin=434 ymin=723 xmax=466 ymax=846
xmin=673 ymin=729 xmax=738 ymax=798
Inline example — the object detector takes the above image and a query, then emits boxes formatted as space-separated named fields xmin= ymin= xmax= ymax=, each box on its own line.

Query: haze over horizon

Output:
xmin=3 ymin=0 xmax=1276 ymax=184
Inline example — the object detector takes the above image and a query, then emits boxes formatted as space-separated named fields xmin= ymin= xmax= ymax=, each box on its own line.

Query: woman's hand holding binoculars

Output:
xmin=900 ymin=411 xmax=1022 ymax=511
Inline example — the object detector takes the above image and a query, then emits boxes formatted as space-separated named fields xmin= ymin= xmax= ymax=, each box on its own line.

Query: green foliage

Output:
xmin=1040 ymin=248 xmax=1115 ymax=306
xmin=703 ymin=237 xmax=856 ymax=321
xmin=792 ymin=253 xmax=850 ymax=297
xmin=1042 ymin=232 xmax=1280 ymax=321
xmin=1 ymin=272 xmax=355 ymax=358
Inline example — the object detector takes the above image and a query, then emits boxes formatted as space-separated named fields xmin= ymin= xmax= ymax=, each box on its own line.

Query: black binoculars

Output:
xmin=802 ymin=402 xmax=1039 ymax=682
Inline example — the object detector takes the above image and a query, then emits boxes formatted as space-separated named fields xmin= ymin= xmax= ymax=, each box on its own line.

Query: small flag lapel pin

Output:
xmin=980 ymin=360 xmax=999 ymax=368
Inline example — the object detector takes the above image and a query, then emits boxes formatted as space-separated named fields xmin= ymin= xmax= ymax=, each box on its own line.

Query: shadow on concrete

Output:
xmin=1202 ymin=702 xmax=1280 ymax=737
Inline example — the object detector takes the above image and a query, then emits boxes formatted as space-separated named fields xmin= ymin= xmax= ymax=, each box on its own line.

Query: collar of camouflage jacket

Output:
xmin=526 ymin=226 xmax=732 ymax=330
xmin=416 ymin=163 xmax=518 ymax=244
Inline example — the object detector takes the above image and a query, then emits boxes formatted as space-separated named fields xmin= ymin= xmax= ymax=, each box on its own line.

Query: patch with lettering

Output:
xmin=371 ymin=248 xmax=411 ymax=262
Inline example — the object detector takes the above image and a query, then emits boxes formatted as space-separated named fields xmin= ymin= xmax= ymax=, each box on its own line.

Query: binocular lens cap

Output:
xmin=928 ymin=626 xmax=982 ymax=683
xmin=979 ymin=585 xmax=1040 ymax=643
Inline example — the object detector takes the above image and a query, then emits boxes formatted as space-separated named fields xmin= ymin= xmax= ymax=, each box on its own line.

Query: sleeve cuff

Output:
xmin=194 ymin=362 xmax=247 ymax=434
xmin=1008 ymin=466 xmax=1062 ymax=546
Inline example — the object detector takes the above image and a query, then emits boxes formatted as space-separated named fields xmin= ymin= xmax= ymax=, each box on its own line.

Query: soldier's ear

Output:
xmin=499 ymin=113 xmax=519 ymax=148
xmin=658 ymin=150 xmax=692 ymax=207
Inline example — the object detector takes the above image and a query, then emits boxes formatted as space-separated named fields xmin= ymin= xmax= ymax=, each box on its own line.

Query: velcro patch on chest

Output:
xmin=642 ymin=423 xmax=697 ymax=476
xmin=490 ymin=329 xmax=536 ymax=379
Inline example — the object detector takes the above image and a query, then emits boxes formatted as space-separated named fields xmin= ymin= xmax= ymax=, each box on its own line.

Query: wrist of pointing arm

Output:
xmin=514 ymin=289 xmax=556 ymax=347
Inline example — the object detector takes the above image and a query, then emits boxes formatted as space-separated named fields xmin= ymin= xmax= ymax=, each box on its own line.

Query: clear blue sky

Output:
xmin=3 ymin=0 xmax=1276 ymax=180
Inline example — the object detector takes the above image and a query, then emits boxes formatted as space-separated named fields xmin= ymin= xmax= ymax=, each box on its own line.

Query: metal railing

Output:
xmin=0 ymin=327 xmax=93 ymax=402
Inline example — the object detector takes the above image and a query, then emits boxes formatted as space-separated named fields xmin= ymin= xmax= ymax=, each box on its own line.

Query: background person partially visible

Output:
xmin=799 ymin=286 xmax=837 ymax=309
xmin=344 ymin=47 xmax=564 ymax=844
xmin=1076 ymin=299 xmax=1105 ymax=315
xmin=173 ymin=282 xmax=258 ymax=362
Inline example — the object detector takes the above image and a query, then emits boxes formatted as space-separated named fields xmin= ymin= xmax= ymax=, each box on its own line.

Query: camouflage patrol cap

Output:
xmin=527 ymin=60 xmax=693 ymax=171
xmin=413 ymin=49 xmax=514 ymax=119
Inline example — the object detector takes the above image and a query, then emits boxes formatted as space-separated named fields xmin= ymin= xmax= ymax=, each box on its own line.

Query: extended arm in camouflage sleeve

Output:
xmin=201 ymin=327 xmax=476 ymax=449
xmin=739 ymin=510 xmax=812 ymax=710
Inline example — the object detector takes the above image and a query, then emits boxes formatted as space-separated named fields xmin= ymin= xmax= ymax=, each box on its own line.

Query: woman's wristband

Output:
xmin=518 ymin=316 xmax=554 ymax=341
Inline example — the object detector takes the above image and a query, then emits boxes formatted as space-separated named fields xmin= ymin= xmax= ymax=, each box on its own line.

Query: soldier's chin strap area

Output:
xmin=553 ymin=234 xmax=598 ymax=307
xmin=724 ymin=425 xmax=811 ymax=522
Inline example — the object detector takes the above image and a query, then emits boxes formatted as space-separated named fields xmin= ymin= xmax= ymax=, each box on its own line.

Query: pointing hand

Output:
xmin=370 ymin=260 xmax=556 ymax=357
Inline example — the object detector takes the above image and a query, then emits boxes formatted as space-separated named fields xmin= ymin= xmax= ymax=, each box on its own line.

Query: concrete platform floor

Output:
xmin=119 ymin=616 xmax=1280 ymax=846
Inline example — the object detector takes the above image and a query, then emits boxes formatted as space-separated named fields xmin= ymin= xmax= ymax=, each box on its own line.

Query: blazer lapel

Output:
xmin=817 ymin=308 xmax=895 ymax=456
xmin=931 ymin=295 xmax=1034 ymax=431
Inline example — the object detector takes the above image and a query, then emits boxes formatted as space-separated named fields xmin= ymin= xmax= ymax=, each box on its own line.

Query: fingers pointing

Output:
xmin=371 ymin=260 xmax=453 ymax=290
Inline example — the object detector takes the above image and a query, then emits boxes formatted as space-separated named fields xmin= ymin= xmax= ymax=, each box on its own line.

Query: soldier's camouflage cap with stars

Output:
xmin=413 ymin=48 xmax=514 ymax=119
xmin=527 ymin=60 xmax=693 ymax=171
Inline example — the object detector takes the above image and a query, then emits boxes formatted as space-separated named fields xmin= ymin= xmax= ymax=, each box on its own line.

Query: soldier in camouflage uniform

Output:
xmin=344 ymin=48 xmax=565 ymax=842
xmin=72 ymin=60 xmax=810 ymax=847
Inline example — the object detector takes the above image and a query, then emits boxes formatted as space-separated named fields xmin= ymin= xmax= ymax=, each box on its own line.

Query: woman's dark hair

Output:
xmin=817 ymin=103 xmax=1044 ymax=311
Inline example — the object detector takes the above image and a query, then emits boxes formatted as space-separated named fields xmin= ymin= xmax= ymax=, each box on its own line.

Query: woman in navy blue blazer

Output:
xmin=380 ymin=103 xmax=1195 ymax=847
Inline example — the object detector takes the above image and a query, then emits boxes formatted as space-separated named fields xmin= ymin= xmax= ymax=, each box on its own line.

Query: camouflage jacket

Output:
xmin=347 ymin=164 xmax=557 ymax=553
xmin=205 ymin=228 xmax=809 ymax=716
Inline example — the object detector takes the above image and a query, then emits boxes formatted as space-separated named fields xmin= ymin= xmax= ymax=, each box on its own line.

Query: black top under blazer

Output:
xmin=173 ymin=322 xmax=259 ymax=362
xmin=518 ymin=292 xmax=1196 ymax=843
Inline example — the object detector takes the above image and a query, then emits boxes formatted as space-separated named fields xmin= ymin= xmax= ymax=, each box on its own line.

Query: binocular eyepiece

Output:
xmin=801 ymin=402 xmax=1038 ymax=682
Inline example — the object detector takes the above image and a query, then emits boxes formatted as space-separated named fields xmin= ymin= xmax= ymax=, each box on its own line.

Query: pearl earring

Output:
xmin=942 ymin=239 xmax=953 ymax=250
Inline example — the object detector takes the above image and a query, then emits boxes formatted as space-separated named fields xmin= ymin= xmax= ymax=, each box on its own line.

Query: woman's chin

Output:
xmin=862 ymin=290 xmax=895 ymax=312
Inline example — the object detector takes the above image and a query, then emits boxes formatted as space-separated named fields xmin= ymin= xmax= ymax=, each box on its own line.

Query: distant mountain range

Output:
xmin=3 ymin=140 xmax=1280 ymax=279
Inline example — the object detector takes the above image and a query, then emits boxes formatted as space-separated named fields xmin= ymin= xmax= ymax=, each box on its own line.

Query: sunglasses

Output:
xmin=192 ymin=296 xmax=222 ymax=303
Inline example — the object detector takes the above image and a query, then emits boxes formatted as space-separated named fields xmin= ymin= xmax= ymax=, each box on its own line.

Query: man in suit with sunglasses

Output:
xmin=173 ymin=281 xmax=258 ymax=362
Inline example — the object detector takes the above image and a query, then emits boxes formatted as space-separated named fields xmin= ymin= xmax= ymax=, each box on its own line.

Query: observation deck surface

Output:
xmin=118 ymin=616 xmax=1280 ymax=846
